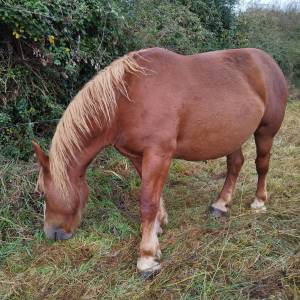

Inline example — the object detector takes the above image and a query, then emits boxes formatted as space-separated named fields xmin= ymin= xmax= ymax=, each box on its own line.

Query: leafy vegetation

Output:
xmin=1 ymin=1 xmax=300 ymax=159
xmin=237 ymin=3 xmax=300 ymax=85
xmin=0 ymin=0 xmax=272 ymax=159
xmin=0 ymin=0 xmax=132 ymax=158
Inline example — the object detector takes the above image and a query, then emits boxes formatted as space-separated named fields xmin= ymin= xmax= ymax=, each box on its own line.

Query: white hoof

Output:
xmin=156 ymin=248 xmax=162 ymax=259
xmin=137 ymin=256 xmax=161 ymax=273
xmin=161 ymin=212 xmax=168 ymax=226
xmin=251 ymin=198 xmax=267 ymax=213
xmin=157 ymin=226 xmax=163 ymax=235
xmin=211 ymin=201 xmax=228 ymax=213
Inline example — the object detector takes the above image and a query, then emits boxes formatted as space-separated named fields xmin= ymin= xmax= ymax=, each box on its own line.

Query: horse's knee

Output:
xmin=140 ymin=200 xmax=158 ymax=223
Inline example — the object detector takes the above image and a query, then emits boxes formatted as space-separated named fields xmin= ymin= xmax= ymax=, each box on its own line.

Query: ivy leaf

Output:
xmin=54 ymin=59 xmax=61 ymax=66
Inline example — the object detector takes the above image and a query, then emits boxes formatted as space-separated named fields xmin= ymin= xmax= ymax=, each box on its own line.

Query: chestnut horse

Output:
xmin=33 ymin=47 xmax=287 ymax=278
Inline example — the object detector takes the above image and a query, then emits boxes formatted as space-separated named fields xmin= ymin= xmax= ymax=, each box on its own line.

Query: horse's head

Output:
xmin=33 ymin=142 xmax=88 ymax=241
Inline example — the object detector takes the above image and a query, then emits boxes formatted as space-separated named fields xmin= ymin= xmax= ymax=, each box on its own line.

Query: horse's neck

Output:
xmin=69 ymin=126 xmax=116 ymax=177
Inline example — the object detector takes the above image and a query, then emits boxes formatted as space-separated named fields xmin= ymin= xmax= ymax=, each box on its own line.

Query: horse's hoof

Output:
xmin=209 ymin=205 xmax=228 ymax=218
xmin=251 ymin=205 xmax=267 ymax=213
xmin=157 ymin=226 xmax=163 ymax=235
xmin=251 ymin=198 xmax=267 ymax=213
xmin=160 ymin=213 xmax=168 ymax=226
xmin=139 ymin=269 xmax=160 ymax=280
xmin=137 ymin=256 xmax=161 ymax=280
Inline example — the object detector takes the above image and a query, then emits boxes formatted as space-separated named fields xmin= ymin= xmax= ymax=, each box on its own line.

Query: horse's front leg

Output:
xmin=129 ymin=157 xmax=168 ymax=233
xmin=137 ymin=149 xmax=172 ymax=278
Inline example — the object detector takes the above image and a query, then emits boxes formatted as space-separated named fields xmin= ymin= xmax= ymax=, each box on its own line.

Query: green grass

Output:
xmin=1 ymin=101 xmax=300 ymax=299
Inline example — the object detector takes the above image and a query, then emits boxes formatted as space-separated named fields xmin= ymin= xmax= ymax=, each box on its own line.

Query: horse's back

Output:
xmin=115 ymin=48 xmax=287 ymax=160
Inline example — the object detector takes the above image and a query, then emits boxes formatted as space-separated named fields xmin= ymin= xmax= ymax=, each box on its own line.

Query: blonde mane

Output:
xmin=45 ymin=52 xmax=144 ymax=203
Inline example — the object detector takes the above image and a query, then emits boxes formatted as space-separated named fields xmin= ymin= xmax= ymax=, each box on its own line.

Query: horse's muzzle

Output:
xmin=44 ymin=227 xmax=73 ymax=241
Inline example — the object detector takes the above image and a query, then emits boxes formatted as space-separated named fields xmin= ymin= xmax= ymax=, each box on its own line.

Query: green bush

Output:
xmin=0 ymin=0 xmax=132 ymax=159
xmin=0 ymin=0 xmax=243 ymax=159
xmin=3 ymin=1 xmax=299 ymax=160
xmin=126 ymin=0 xmax=212 ymax=53
xmin=236 ymin=5 xmax=300 ymax=84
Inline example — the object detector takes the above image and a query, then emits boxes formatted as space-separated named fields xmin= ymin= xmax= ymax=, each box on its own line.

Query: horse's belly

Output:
xmin=175 ymin=101 xmax=264 ymax=160
xmin=176 ymin=135 xmax=248 ymax=161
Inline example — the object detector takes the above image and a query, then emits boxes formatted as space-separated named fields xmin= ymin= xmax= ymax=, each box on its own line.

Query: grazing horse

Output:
xmin=33 ymin=47 xmax=287 ymax=278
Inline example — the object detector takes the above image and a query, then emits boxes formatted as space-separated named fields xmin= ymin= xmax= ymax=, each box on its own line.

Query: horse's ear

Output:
xmin=32 ymin=141 xmax=49 ymax=171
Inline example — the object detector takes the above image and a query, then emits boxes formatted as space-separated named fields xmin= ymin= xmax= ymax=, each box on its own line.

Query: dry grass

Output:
xmin=1 ymin=101 xmax=300 ymax=299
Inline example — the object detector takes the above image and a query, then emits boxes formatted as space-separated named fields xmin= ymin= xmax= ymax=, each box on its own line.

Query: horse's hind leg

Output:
xmin=251 ymin=128 xmax=274 ymax=212
xmin=133 ymin=150 xmax=172 ymax=278
xmin=210 ymin=148 xmax=244 ymax=216
xmin=129 ymin=157 xmax=168 ymax=230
